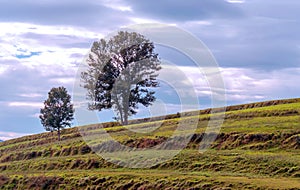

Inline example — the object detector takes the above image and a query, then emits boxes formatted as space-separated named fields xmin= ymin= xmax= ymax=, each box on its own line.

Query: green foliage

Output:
xmin=81 ymin=31 xmax=161 ymax=125
xmin=40 ymin=86 xmax=74 ymax=141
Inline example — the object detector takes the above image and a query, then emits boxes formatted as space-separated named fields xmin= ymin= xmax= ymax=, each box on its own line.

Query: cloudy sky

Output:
xmin=0 ymin=0 xmax=300 ymax=140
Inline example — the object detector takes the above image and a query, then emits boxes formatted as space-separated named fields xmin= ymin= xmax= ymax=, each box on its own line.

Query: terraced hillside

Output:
xmin=0 ymin=98 xmax=299 ymax=189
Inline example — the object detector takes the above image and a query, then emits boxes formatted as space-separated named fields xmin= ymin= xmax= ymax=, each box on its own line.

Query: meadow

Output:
xmin=0 ymin=98 xmax=299 ymax=189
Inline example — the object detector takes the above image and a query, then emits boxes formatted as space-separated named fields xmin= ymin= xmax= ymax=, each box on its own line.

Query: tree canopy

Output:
xmin=81 ymin=31 xmax=161 ymax=125
xmin=40 ymin=87 xmax=74 ymax=141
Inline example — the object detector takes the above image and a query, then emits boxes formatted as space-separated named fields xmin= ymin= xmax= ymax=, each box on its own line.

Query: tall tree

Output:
xmin=40 ymin=87 xmax=74 ymax=141
xmin=81 ymin=31 xmax=161 ymax=125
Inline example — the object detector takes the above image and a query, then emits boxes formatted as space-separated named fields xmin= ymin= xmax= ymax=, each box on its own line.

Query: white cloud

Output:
xmin=30 ymin=113 xmax=41 ymax=118
xmin=19 ymin=49 xmax=84 ymax=70
xmin=0 ymin=22 xmax=102 ymax=47
xmin=19 ymin=93 xmax=43 ymax=98
xmin=0 ymin=65 xmax=10 ymax=75
xmin=226 ymin=0 xmax=245 ymax=3
xmin=0 ymin=22 xmax=100 ymax=68
xmin=184 ymin=20 xmax=213 ymax=27
xmin=50 ymin=77 xmax=75 ymax=85
xmin=176 ymin=66 xmax=300 ymax=103
xmin=8 ymin=101 xmax=43 ymax=108
xmin=102 ymin=0 xmax=132 ymax=12
xmin=0 ymin=131 xmax=30 ymax=141
xmin=130 ymin=17 xmax=160 ymax=24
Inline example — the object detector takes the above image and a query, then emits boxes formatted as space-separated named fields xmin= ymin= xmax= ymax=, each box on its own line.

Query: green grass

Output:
xmin=0 ymin=98 xmax=299 ymax=189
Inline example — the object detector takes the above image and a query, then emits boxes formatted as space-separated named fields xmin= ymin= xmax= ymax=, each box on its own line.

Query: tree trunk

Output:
xmin=57 ymin=128 xmax=61 ymax=141
xmin=114 ymin=96 xmax=124 ymax=125
xmin=123 ymin=111 xmax=128 ymax=125
xmin=123 ymin=116 xmax=128 ymax=125
xmin=120 ymin=112 xmax=124 ymax=125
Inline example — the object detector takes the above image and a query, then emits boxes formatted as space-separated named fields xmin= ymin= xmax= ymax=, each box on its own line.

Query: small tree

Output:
xmin=81 ymin=31 xmax=161 ymax=125
xmin=40 ymin=87 xmax=74 ymax=141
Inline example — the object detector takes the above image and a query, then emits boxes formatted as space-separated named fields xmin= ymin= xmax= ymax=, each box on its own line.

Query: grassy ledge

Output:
xmin=0 ymin=98 xmax=299 ymax=189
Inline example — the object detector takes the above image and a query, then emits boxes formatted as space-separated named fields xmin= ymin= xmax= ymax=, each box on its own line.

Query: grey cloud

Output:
xmin=0 ymin=59 xmax=76 ymax=104
xmin=244 ymin=0 xmax=300 ymax=21
xmin=20 ymin=32 xmax=95 ymax=49
xmin=0 ymin=0 xmax=131 ymax=30
xmin=186 ymin=16 xmax=300 ymax=70
xmin=221 ymin=67 xmax=300 ymax=105
xmin=126 ymin=0 xmax=244 ymax=21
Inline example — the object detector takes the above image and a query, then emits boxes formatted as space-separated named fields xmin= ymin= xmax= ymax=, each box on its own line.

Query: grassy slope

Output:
xmin=0 ymin=98 xmax=299 ymax=189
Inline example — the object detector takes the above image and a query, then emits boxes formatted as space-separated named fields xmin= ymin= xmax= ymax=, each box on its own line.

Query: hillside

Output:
xmin=0 ymin=98 xmax=299 ymax=189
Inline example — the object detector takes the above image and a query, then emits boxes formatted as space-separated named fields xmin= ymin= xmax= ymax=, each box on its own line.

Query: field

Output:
xmin=0 ymin=98 xmax=299 ymax=189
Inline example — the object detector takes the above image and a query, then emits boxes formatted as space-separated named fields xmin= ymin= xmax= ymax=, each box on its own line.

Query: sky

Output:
xmin=0 ymin=0 xmax=300 ymax=140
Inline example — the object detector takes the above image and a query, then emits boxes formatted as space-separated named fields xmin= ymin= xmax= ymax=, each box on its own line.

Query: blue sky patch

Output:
xmin=15 ymin=51 xmax=41 ymax=59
